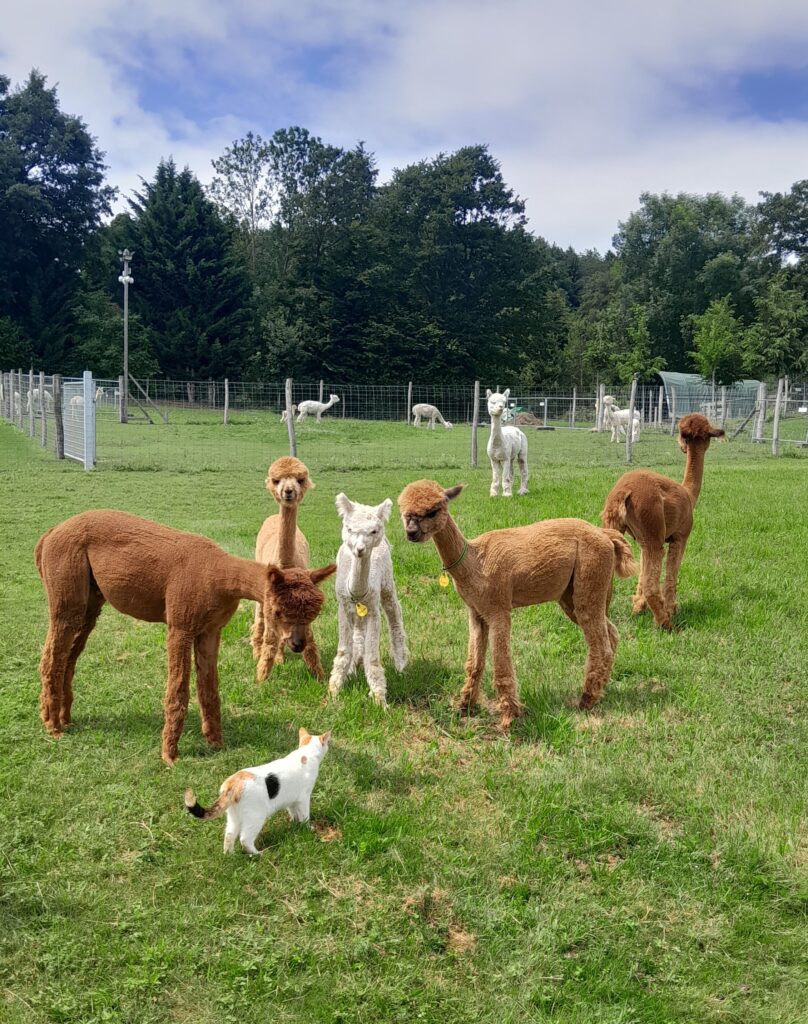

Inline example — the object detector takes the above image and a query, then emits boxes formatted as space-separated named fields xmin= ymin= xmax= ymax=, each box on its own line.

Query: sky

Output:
xmin=4 ymin=0 xmax=808 ymax=251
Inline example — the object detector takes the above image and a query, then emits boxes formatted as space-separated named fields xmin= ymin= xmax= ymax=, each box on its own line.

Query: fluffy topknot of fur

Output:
xmin=267 ymin=456 xmax=310 ymax=480
xmin=397 ymin=480 xmax=447 ymax=516
xmin=267 ymin=567 xmax=326 ymax=622
xmin=678 ymin=414 xmax=724 ymax=441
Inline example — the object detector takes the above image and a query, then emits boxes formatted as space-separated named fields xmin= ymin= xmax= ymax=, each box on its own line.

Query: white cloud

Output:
xmin=4 ymin=0 xmax=808 ymax=247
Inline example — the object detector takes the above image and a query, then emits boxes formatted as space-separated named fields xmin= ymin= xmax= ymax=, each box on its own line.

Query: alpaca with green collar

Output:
xmin=328 ymin=494 xmax=408 ymax=704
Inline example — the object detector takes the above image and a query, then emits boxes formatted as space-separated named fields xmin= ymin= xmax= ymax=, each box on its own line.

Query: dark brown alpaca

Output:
xmin=398 ymin=481 xmax=638 ymax=728
xmin=601 ymin=413 xmax=724 ymax=630
xmin=35 ymin=510 xmax=336 ymax=764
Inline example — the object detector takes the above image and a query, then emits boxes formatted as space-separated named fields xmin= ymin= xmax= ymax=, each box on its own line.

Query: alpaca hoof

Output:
xmin=578 ymin=692 xmax=600 ymax=711
xmin=632 ymin=597 xmax=648 ymax=614
xmin=489 ymin=489 xmax=498 ymax=498
xmin=393 ymin=650 xmax=409 ymax=673
xmin=518 ymin=488 xmax=528 ymax=496
xmin=498 ymin=702 xmax=525 ymax=731
xmin=162 ymin=751 xmax=178 ymax=767
xmin=205 ymin=736 xmax=224 ymax=749
xmin=274 ymin=651 xmax=285 ymax=665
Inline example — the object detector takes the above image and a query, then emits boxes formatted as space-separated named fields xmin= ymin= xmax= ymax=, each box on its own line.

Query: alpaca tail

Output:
xmin=34 ymin=529 xmax=55 ymax=579
xmin=601 ymin=489 xmax=630 ymax=534
xmin=602 ymin=527 xmax=638 ymax=579
xmin=184 ymin=788 xmax=228 ymax=821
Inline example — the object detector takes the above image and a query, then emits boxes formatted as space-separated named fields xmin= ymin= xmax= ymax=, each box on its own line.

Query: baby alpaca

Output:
xmin=185 ymin=727 xmax=331 ymax=855
xmin=280 ymin=405 xmax=298 ymax=423
xmin=411 ymin=403 xmax=453 ymax=429
xmin=297 ymin=394 xmax=340 ymax=422
xmin=487 ymin=389 xmax=529 ymax=496
xmin=602 ymin=395 xmax=640 ymax=443
xmin=328 ymin=494 xmax=409 ymax=705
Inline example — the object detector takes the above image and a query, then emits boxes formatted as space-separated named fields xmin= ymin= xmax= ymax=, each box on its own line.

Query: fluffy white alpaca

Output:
xmin=411 ymin=403 xmax=453 ymax=430
xmin=13 ymin=391 xmax=21 ymax=417
xmin=297 ymin=394 xmax=340 ymax=422
xmin=602 ymin=395 xmax=640 ymax=442
xmin=70 ymin=395 xmax=84 ymax=420
xmin=328 ymin=494 xmax=408 ymax=705
xmin=487 ymin=388 xmax=529 ymax=497
xmin=27 ymin=388 xmax=54 ymax=413
xmin=280 ymin=404 xmax=298 ymax=423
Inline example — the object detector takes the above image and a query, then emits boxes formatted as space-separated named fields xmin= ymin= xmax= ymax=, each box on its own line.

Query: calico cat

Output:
xmin=184 ymin=727 xmax=331 ymax=855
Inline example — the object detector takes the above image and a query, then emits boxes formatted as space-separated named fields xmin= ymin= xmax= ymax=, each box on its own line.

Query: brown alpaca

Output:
xmin=601 ymin=413 xmax=725 ymax=630
xmin=397 ymin=481 xmax=637 ymax=729
xmin=251 ymin=456 xmax=323 ymax=681
xmin=35 ymin=510 xmax=336 ymax=764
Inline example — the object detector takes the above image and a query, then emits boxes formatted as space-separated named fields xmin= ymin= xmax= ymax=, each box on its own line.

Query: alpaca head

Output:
xmin=328 ymin=394 xmax=340 ymax=404
xmin=266 ymin=456 xmax=312 ymax=507
xmin=486 ymin=389 xmax=510 ymax=420
xmin=398 ymin=480 xmax=464 ymax=543
xmin=335 ymin=493 xmax=392 ymax=560
xmin=602 ymin=395 xmax=617 ymax=407
xmin=677 ymin=413 xmax=725 ymax=454
xmin=263 ymin=563 xmax=336 ymax=652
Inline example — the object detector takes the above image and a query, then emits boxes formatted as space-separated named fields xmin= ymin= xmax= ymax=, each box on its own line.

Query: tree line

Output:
xmin=1 ymin=70 xmax=806 ymax=386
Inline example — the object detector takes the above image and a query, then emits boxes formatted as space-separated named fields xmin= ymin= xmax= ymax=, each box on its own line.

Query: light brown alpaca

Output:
xmin=35 ymin=510 xmax=336 ymax=764
xmin=601 ymin=412 xmax=725 ymax=630
xmin=251 ymin=456 xmax=324 ymax=681
xmin=397 ymin=481 xmax=637 ymax=729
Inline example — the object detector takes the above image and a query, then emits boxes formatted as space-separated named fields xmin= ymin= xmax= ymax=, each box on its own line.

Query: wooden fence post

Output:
xmin=16 ymin=368 xmax=23 ymax=428
xmin=285 ymin=377 xmax=297 ymax=457
xmin=471 ymin=380 xmax=480 ymax=467
xmin=39 ymin=370 xmax=47 ymax=447
xmin=720 ymin=386 xmax=727 ymax=430
xmin=669 ymin=387 xmax=677 ymax=435
xmin=771 ymin=377 xmax=784 ymax=456
xmin=319 ymin=379 xmax=324 ymax=403
xmin=406 ymin=381 xmax=413 ymax=425
xmin=571 ymin=386 xmax=577 ymax=428
xmin=28 ymin=369 xmax=35 ymax=436
xmin=223 ymin=378 xmax=229 ymax=425
xmin=626 ymin=374 xmax=638 ymax=463
xmin=53 ymin=375 xmax=64 ymax=459
xmin=657 ymin=385 xmax=664 ymax=427
xmin=596 ymin=383 xmax=606 ymax=431
xmin=753 ymin=383 xmax=766 ymax=441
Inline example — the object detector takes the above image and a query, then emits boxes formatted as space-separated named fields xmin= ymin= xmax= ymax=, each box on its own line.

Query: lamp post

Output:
xmin=118 ymin=249 xmax=134 ymax=424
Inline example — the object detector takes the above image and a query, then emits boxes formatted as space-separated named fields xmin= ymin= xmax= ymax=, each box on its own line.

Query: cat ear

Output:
xmin=335 ymin=493 xmax=353 ymax=518
xmin=375 ymin=498 xmax=392 ymax=522
xmin=298 ymin=727 xmax=312 ymax=746
xmin=320 ymin=731 xmax=332 ymax=745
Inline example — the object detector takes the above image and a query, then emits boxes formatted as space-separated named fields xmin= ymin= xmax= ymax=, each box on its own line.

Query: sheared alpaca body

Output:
xmin=13 ymin=391 xmax=21 ymax=417
xmin=27 ymin=388 xmax=54 ymax=413
xmin=411 ymin=403 xmax=453 ymax=429
xmin=602 ymin=395 xmax=640 ymax=442
xmin=69 ymin=395 xmax=84 ymax=420
xmin=398 ymin=482 xmax=636 ymax=728
xmin=35 ymin=509 xmax=335 ymax=764
xmin=252 ymin=456 xmax=323 ymax=681
xmin=297 ymin=394 xmax=340 ymax=422
xmin=601 ymin=413 xmax=724 ymax=629
xmin=185 ymin=728 xmax=330 ymax=855
xmin=486 ymin=389 xmax=528 ymax=497
xmin=328 ymin=494 xmax=408 ymax=704
xmin=280 ymin=405 xmax=297 ymax=423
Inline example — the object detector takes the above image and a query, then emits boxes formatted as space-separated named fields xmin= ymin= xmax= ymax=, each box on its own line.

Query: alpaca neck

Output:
xmin=276 ymin=503 xmax=298 ymax=566
xmin=682 ymin=447 xmax=706 ymax=505
xmin=432 ymin=515 xmax=476 ymax=585
xmin=347 ymin=551 xmax=372 ymax=600
xmin=489 ymin=414 xmax=504 ymax=443
xmin=223 ymin=556 xmax=266 ymax=603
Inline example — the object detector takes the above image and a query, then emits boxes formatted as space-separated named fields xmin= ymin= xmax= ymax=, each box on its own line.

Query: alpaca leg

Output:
xmin=576 ymin=610 xmax=616 ymax=710
xmin=502 ymin=457 xmax=514 ymax=498
xmin=663 ymin=537 xmax=688 ymax=619
xmin=60 ymin=588 xmax=105 ymax=728
xmin=429 ymin=415 xmax=436 ymax=430
xmin=517 ymin=449 xmax=529 ymax=496
xmin=328 ymin=602 xmax=354 ymax=698
xmin=413 ymin=412 xmax=421 ymax=427
xmin=39 ymin=615 xmax=83 ymax=736
xmin=632 ymin=549 xmax=648 ymax=613
xmin=489 ymin=613 xmax=523 ymax=729
xmin=194 ymin=628 xmax=223 ymax=748
xmin=256 ymin=616 xmax=283 ymax=681
xmin=638 ymin=545 xmax=670 ymax=629
xmin=381 ymin=588 xmax=409 ymax=673
xmin=161 ymin=628 xmax=194 ymax=765
xmin=362 ymin=610 xmax=387 ymax=705
xmin=301 ymin=626 xmax=325 ymax=681
xmin=352 ymin=620 xmax=365 ymax=667
xmin=250 ymin=602 xmax=264 ymax=658
xmin=489 ymin=456 xmax=501 ymax=497
xmin=457 ymin=610 xmax=488 ymax=712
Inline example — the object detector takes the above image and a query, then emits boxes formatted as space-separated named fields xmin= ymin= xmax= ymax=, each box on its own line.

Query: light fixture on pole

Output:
xmin=118 ymin=249 xmax=134 ymax=424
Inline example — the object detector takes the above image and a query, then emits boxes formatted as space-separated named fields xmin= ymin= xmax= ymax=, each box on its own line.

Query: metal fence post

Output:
xmin=53 ymin=375 xmax=64 ymax=459
xmin=720 ymin=386 xmax=727 ymax=430
xmin=657 ymin=385 xmax=664 ymax=427
xmin=772 ymin=377 xmax=783 ymax=456
xmin=471 ymin=380 xmax=480 ymax=467
xmin=406 ymin=381 xmax=413 ymax=425
xmin=596 ymin=383 xmax=606 ymax=431
xmin=118 ymin=374 xmax=126 ymax=423
xmin=39 ymin=370 xmax=47 ymax=447
xmin=223 ymin=378 xmax=229 ymax=425
xmin=28 ymin=369 xmax=35 ymax=436
xmin=285 ymin=377 xmax=297 ymax=457
xmin=16 ymin=368 xmax=23 ymax=428
xmin=571 ymin=386 xmax=577 ymax=428
xmin=626 ymin=374 xmax=639 ymax=463
xmin=542 ymin=396 xmax=548 ymax=428
xmin=319 ymin=379 xmax=324 ymax=404
xmin=669 ymin=387 xmax=677 ymax=436
xmin=83 ymin=370 xmax=96 ymax=470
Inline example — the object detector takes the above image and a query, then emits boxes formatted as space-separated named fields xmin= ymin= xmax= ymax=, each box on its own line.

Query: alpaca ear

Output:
xmin=503 ymin=388 xmax=510 ymax=398
xmin=444 ymin=484 xmax=464 ymax=501
xmin=376 ymin=498 xmax=393 ymax=522
xmin=486 ymin=388 xmax=492 ymax=398
xmin=710 ymin=427 xmax=726 ymax=439
xmin=335 ymin=493 xmax=353 ymax=518
xmin=298 ymin=727 xmax=312 ymax=746
xmin=266 ymin=564 xmax=284 ymax=585
xmin=309 ymin=563 xmax=337 ymax=585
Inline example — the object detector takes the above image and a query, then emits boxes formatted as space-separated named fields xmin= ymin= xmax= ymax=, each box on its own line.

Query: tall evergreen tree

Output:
xmin=128 ymin=160 xmax=253 ymax=378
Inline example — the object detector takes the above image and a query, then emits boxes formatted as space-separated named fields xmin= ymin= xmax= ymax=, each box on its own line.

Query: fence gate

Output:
xmin=62 ymin=371 xmax=96 ymax=470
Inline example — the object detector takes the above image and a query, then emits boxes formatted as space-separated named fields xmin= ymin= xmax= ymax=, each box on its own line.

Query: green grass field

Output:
xmin=1 ymin=418 xmax=806 ymax=1024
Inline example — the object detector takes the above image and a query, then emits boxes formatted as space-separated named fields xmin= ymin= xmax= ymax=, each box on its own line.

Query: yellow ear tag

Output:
xmin=355 ymin=602 xmax=368 ymax=617
xmin=439 ymin=573 xmax=450 ymax=588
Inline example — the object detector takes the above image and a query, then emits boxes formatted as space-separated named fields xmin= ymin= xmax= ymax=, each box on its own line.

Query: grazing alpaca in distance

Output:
xmin=297 ymin=394 xmax=340 ymax=422
xmin=601 ymin=413 xmax=724 ymax=629
xmin=328 ymin=494 xmax=409 ymax=705
xmin=398 ymin=481 xmax=637 ymax=728
xmin=411 ymin=403 xmax=453 ymax=430
xmin=486 ymin=388 xmax=529 ymax=497
xmin=27 ymin=388 xmax=54 ymax=414
xmin=602 ymin=395 xmax=640 ymax=442
xmin=35 ymin=510 xmax=336 ymax=764
xmin=280 ymin=405 xmax=298 ymax=423
xmin=252 ymin=456 xmax=324 ymax=681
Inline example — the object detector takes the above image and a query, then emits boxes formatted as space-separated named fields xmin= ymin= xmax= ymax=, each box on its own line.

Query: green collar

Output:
xmin=442 ymin=540 xmax=469 ymax=573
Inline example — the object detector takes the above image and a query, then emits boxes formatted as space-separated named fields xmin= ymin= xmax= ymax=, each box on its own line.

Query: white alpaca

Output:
xmin=602 ymin=395 xmax=640 ymax=442
xmin=70 ymin=395 xmax=84 ymax=420
xmin=297 ymin=394 xmax=340 ymax=422
xmin=280 ymin=404 xmax=298 ymax=423
xmin=94 ymin=387 xmax=106 ymax=403
xmin=328 ymin=494 xmax=409 ymax=705
xmin=411 ymin=403 xmax=453 ymax=430
xmin=487 ymin=388 xmax=529 ymax=497
xmin=13 ymin=391 xmax=21 ymax=418
xmin=27 ymin=388 xmax=54 ymax=413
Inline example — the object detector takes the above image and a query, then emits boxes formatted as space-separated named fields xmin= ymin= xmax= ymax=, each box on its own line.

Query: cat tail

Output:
xmin=184 ymin=789 xmax=228 ymax=820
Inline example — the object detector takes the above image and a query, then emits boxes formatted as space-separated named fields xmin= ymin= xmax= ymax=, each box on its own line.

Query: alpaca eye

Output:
xmin=370 ymin=529 xmax=377 ymax=535
xmin=271 ymin=479 xmax=280 ymax=485
xmin=297 ymin=478 xmax=305 ymax=484
xmin=426 ymin=509 xmax=438 ymax=518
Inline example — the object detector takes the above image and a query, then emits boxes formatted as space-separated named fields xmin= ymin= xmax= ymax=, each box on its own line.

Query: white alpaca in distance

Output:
xmin=411 ymin=403 xmax=453 ymax=429
xmin=602 ymin=395 xmax=640 ymax=443
xmin=487 ymin=388 xmax=529 ymax=497
xmin=297 ymin=394 xmax=340 ymax=422
xmin=328 ymin=494 xmax=408 ymax=705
